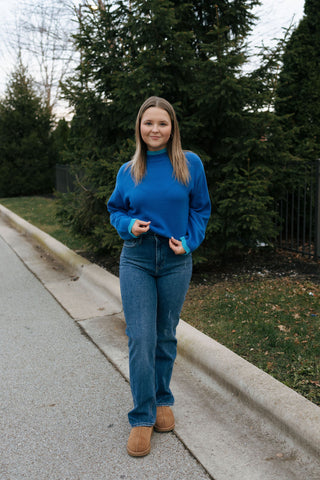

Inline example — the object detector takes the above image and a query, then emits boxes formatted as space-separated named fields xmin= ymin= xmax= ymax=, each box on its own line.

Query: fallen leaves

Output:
xmin=310 ymin=380 xmax=320 ymax=388
xmin=278 ymin=325 xmax=291 ymax=333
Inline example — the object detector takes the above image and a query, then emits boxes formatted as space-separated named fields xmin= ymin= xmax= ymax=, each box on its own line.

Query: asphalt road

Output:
xmin=0 ymin=235 xmax=211 ymax=480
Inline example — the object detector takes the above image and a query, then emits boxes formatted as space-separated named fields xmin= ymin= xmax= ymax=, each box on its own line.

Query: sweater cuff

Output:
xmin=180 ymin=236 xmax=191 ymax=255
xmin=128 ymin=218 xmax=139 ymax=238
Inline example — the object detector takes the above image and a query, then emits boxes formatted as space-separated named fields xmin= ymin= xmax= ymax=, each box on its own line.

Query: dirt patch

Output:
xmin=81 ymin=248 xmax=320 ymax=286
xmin=192 ymin=249 xmax=320 ymax=285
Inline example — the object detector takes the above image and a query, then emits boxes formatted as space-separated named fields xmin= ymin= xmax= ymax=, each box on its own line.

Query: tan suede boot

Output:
xmin=127 ymin=426 xmax=153 ymax=457
xmin=154 ymin=406 xmax=175 ymax=432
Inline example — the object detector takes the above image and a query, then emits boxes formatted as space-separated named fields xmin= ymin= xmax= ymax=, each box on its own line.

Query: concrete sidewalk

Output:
xmin=1 ymin=205 xmax=320 ymax=480
xmin=0 ymin=228 xmax=211 ymax=480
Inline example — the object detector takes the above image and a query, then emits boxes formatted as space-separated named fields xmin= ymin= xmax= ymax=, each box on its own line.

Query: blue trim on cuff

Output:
xmin=180 ymin=236 xmax=191 ymax=255
xmin=128 ymin=218 xmax=139 ymax=238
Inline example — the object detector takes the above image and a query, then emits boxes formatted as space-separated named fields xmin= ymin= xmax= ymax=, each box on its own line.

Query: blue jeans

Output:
xmin=120 ymin=232 xmax=192 ymax=427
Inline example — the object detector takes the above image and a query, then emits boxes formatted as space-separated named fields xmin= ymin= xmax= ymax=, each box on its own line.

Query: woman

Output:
xmin=107 ymin=96 xmax=211 ymax=457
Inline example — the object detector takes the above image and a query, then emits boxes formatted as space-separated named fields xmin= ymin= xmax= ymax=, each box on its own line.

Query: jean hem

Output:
xmin=156 ymin=403 xmax=174 ymax=407
xmin=130 ymin=422 xmax=155 ymax=428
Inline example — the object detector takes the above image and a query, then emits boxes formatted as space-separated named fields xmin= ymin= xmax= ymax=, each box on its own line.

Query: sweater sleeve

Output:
xmin=107 ymin=168 xmax=136 ymax=240
xmin=180 ymin=157 xmax=211 ymax=253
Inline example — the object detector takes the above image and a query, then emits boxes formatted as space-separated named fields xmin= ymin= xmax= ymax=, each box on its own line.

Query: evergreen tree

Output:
xmin=59 ymin=0 xmax=287 ymax=257
xmin=270 ymin=1 xmax=320 ymax=253
xmin=52 ymin=118 xmax=70 ymax=164
xmin=0 ymin=62 xmax=55 ymax=197
xmin=275 ymin=0 xmax=320 ymax=164
xmin=60 ymin=0 xmax=201 ymax=253
xmin=187 ymin=1 xmax=282 ymax=253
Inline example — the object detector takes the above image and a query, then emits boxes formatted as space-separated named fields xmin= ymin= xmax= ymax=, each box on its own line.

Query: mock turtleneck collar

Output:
xmin=146 ymin=148 xmax=167 ymax=156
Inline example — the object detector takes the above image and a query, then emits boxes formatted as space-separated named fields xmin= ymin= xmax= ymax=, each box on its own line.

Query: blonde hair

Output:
xmin=130 ymin=96 xmax=190 ymax=185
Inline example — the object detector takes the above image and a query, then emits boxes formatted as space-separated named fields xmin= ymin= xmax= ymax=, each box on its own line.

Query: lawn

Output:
xmin=182 ymin=274 xmax=320 ymax=405
xmin=1 ymin=195 xmax=319 ymax=405
xmin=0 ymin=196 xmax=87 ymax=252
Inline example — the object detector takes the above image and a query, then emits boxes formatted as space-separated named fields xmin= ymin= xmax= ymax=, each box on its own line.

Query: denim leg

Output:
xmin=120 ymin=245 xmax=158 ymax=427
xmin=119 ymin=235 xmax=192 ymax=426
xmin=155 ymin=255 xmax=192 ymax=406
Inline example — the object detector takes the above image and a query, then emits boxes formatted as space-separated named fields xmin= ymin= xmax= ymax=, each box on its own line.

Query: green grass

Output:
xmin=182 ymin=277 xmax=320 ymax=405
xmin=0 ymin=196 xmax=87 ymax=252
xmin=1 ymin=195 xmax=319 ymax=405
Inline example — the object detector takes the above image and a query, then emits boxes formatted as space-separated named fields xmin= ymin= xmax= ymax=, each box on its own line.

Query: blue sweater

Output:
xmin=107 ymin=149 xmax=211 ymax=253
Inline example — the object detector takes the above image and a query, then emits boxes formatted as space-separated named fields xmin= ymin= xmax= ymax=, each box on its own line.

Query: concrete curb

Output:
xmin=176 ymin=321 xmax=320 ymax=457
xmin=1 ymin=203 xmax=319 ymax=458
xmin=0 ymin=204 xmax=122 ymax=312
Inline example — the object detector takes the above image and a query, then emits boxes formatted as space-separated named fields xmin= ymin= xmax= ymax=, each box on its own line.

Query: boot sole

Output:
xmin=154 ymin=423 xmax=175 ymax=432
xmin=127 ymin=445 xmax=151 ymax=457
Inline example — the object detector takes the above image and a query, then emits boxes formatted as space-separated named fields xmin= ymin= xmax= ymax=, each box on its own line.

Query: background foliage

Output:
xmin=275 ymin=0 xmax=320 ymax=164
xmin=1 ymin=0 xmax=319 ymax=261
xmin=58 ymin=0 xmax=285 ymax=259
xmin=0 ymin=63 xmax=56 ymax=196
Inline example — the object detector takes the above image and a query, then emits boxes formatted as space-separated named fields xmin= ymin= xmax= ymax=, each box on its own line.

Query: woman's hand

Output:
xmin=169 ymin=237 xmax=186 ymax=255
xmin=131 ymin=219 xmax=151 ymax=237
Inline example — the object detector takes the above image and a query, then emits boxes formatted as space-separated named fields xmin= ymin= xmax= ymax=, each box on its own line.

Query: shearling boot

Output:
xmin=127 ymin=426 xmax=153 ymax=457
xmin=154 ymin=406 xmax=175 ymax=432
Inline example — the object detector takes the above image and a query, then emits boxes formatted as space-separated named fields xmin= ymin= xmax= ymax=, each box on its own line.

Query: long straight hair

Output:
xmin=130 ymin=96 xmax=190 ymax=185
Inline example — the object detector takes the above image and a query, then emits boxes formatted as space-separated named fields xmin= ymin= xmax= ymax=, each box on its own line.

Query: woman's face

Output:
xmin=140 ymin=107 xmax=172 ymax=151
